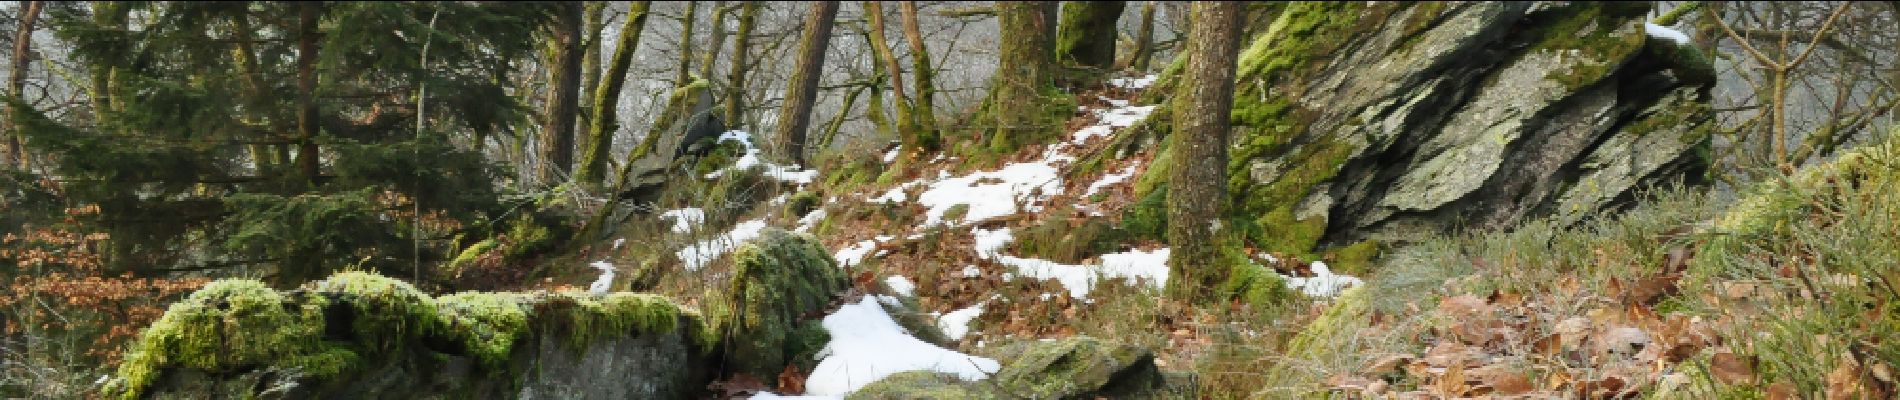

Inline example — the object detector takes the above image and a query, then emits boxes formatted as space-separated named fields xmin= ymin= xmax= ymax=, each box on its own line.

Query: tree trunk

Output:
xmin=864 ymin=1 xmax=916 ymax=145
xmin=898 ymin=1 xmax=938 ymax=149
xmin=774 ymin=1 xmax=839 ymax=164
xmin=1055 ymin=1 xmax=1124 ymax=74
xmin=575 ymin=1 xmax=653 ymax=187
xmin=725 ymin=1 xmax=759 ymax=130
xmin=3 ymin=0 xmax=42 ymax=170
xmin=1131 ymin=1 xmax=1156 ymax=71
xmin=1164 ymin=1 xmax=1241 ymax=303
xmin=676 ymin=1 xmax=698 ymax=86
xmin=699 ymin=1 xmax=729 ymax=81
xmin=230 ymin=11 xmax=277 ymax=172
xmin=581 ymin=1 xmax=606 ymax=135
xmin=539 ymin=1 xmax=585 ymax=184
xmin=295 ymin=2 xmax=323 ymax=181
xmin=986 ymin=1 xmax=1060 ymax=152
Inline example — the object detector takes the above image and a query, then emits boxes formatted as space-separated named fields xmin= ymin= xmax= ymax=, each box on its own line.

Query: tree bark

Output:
xmin=898 ymin=1 xmax=938 ymax=149
xmin=295 ymin=2 xmax=323 ymax=181
xmin=724 ymin=1 xmax=759 ymax=130
xmin=539 ymin=1 xmax=585 ymax=184
xmin=574 ymin=1 xmax=653 ymax=187
xmin=864 ymin=1 xmax=917 ymax=145
xmin=1055 ymin=1 xmax=1124 ymax=74
xmin=774 ymin=1 xmax=839 ymax=164
xmin=1165 ymin=1 xmax=1241 ymax=303
xmin=675 ymin=1 xmax=697 ymax=85
xmin=581 ymin=1 xmax=606 ymax=135
xmin=1132 ymin=1 xmax=1156 ymax=71
xmin=699 ymin=1 xmax=729 ymax=81
xmin=987 ymin=1 xmax=1059 ymax=152
xmin=3 ymin=0 xmax=43 ymax=170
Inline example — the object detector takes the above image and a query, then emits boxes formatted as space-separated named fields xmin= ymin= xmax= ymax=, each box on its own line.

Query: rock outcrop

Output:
xmin=847 ymin=337 xmax=1176 ymax=399
xmin=1136 ymin=2 xmax=1715 ymax=257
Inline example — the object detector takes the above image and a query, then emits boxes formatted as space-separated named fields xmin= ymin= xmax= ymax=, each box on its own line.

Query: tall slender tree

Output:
xmin=984 ymin=1 xmax=1062 ymax=152
xmin=580 ymin=1 xmax=606 ymax=134
xmin=898 ymin=1 xmax=938 ymax=148
xmin=295 ymin=1 xmax=323 ymax=180
xmin=1165 ymin=0 xmax=1243 ymax=303
xmin=864 ymin=1 xmax=919 ymax=147
xmin=539 ymin=1 xmax=586 ymax=184
xmin=675 ymin=1 xmax=698 ymax=86
xmin=724 ymin=1 xmax=759 ymax=129
xmin=699 ymin=1 xmax=729 ymax=81
xmin=575 ymin=1 xmax=654 ymax=187
xmin=3 ymin=0 xmax=44 ymax=170
xmin=774 ymin=1 xmax=839 ymax=164
xmin=1131 ymin=1 xmax=1157 ymax=71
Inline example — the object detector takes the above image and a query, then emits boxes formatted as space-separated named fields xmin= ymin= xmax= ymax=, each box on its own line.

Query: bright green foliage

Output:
xmin=435 ymin=291 xmax=531 ymax=368
xmin=541 ymin=291 xmax=694 ymax=352
xmin=784 ymin=191 xmax=821 ymax=217
xmin=1121 ymin=186 xmax=1169 ymax=241
xmin=108 ymin=280 xmax=340 ymax=400
xmin=308 ymin=271 xmax=439 ymax=354
xmin=712 ymin=228 xmax=844 ymax=378
xmin=19 ymin=2 xmax=557 ymax=283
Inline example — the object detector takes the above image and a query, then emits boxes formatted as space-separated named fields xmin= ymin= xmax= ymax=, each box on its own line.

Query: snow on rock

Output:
xmin=937 ymin=300 xmax=987 ymax=340
xmin=587 ymin=261 xmax=615 ymax=295
xmin=1283 ymin=261 xmax=1363 ymax=298
xmin=1645 ymin=23 xmax=1691 ymax=45
xmin=1109 ymin=74 xmax=1158 ymax=89
xmin=884 ymin=275 xmax=916 ymax=297
xmin=834 ymin=240 xmax=877 ymax=267
xmin=916 ymin=162 xmax=1062 ymax=226
xmin=677 ymin=219 xmax=769 ymax=271
xmin=795 ymin=209 xmax=828 ymax=233
xmin=659 ymin=207 xmax=706 ymax=234
xmin=805 ymin=296 xmax=1001 ymax=396
xmin=705 ymin=131 xmax=819 ymax=184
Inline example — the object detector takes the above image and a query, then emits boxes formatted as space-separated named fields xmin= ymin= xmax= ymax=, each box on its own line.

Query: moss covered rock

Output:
xmin=711 ymin=228 xmax=846 ymax=378
xmin=1135 ymin=1 xmax=1714 ymax=263
xmin=108 ymin=271 xmax=714 ymax=400
xmin=990 ymin=337 xmax=1164 ymax=399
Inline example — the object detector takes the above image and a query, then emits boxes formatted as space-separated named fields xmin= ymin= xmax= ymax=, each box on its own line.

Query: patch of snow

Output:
xmin=612 ymin=238 xmax=626 ymax=250
xmin=962 ymin=265 xmax=982 ymax=278
xmin=1645 ymin=23 xmax=1691 ymax=45
xmin=1070 ymin=125 xmax=1116 ymax=144
xmin=1097 ymin=248 xmax=1171 ymax=288
xmin=806 ymin=296 xmax=1000 ymax=396
xmin=937 ymin=301 xmax=987 ymax=340
xmin=705 ymin=131 xmax=820 ymax=184
xmin=972 ymin=227 xmax=1171 ymax=299
xmin=1084 ymin=165 xmax=1140 ymax=197
xmin=659 ymin=208 xmax=706 ymax=234
xmin=884 ymin=275 xmax=916 ymax=297
xmin=795 ymin=209 xmax=828 ymax=233
xmin=676 ymin=220 xmax=769 ymax=271
xmin=1097 ymin=105 xmax=1157 ymax=128
xmin=1283 ymin=261 xmax=1363 ymax=298
xmin=916 ymin=162 xmax=1062 ymax=226
xmin=834 ymin=240 xmax=877 ymax=267
xmin=882 ymin=147 xmax=902 ymax=163
xmin=1109 ymin=74 xmax=1158 ymax=89
xmin=587 ymin=261 xmax=615 ymax=295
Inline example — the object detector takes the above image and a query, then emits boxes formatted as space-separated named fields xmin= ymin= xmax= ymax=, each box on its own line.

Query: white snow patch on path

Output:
xmin=805 ymin=296 xmax=1000 ymax=396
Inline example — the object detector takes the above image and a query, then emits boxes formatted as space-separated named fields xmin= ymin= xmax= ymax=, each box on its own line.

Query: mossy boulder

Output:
xmin=990 ymin=337 xmax=1164 ymax=399
xmin=107 ymin=271 xmax=715 ymax=400
xmin=1135 ymin=1 xmax=1714 ymax=262
xmin=846 ymin=371 xmax=1006 ymax=400
xmin=711 ymin=228 xmax=846 ymax=378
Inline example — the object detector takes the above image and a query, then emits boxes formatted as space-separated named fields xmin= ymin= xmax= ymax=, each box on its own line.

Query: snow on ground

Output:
xmin=916 ymin=162 xmax=1063 ymax=226
xmin=805 ymin=296 xmax=1001 ymax=396
xmin=1644 ymin=23 xmax=1691 ymax=45
xmin=795 ymin=209 xmax=828 ymax=233
xmin=936 ymin=300 xmax=988 ymax=340
xmin=882 ymin=146 xmax=902 ymax=163
xmin=677 ymin=219 xmax=769 ymax=271
xmin=884 ymin=275 xmax=916 ymax=297
xmin=659 ymin=207 xmax=706 ymax=234
xmin=587 ymin=261 xmax=615 ymax=295
xmin=1284 ymin=261 xmax=1363 ymax=298
xmin=972 ymin=227 xmax=1172 ymax=299
xmin=705 ymin=131 xmax=820 ymax=184
xmin=1109 ymin=74 xmax=1158 ymax=89
xmin=834 ymin=240 xmax=877 ymax=267
xmin=1084 ymin=165 xmax=1140 ymax=197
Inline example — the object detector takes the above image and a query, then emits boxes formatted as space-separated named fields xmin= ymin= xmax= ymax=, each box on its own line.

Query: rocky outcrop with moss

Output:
xmin=1136 ymin=2 xmax=1715 ymax=258
xmin=847 ymin=336 xmax=1177 ymax=399
xmin=104 ymin=272 xmax=715 ymax=399
xmin=708 ymin=228 xmax=846 ymax=379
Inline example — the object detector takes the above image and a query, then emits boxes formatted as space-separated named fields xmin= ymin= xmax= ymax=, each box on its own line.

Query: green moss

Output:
xmin=993 ymin=337 xmax=1158 ymax=399
xmin=1121 ymin=185 xmax=1168 ymax=241
xmin=1235 ymin=137 xmax=1356 ymax=255
xmin=691 ymin=138 xmax=748 ymax=176
xmin=308 ymin=271 xmax=438 ymax=354
xmin=445 ymin=238 xmax=500 ymax=272
xmin=711 ymin=228 xmax=845 ymax=378
xmin=1325 ymin=240 xmax=1381 ymax=276
xmin=1012 ymin=213 xmax=1130 ymax=263
xmin=1522 ymin=3 xmax=1649 ymax=91
xmin=109 ymin=279 xmax=334 ymax=400
xmin=1219 ymin=259 xmax=1293 ymax=308
xmin=783 ymin=190 xmax=820 ymax=217
xmin=847 ymin=371 xmax=1004 ymax=399
xmin=539 ymin=291 xmax=688 ymax=352
xmin=1640 ymin=33 xmax=1717 ymax=88
xmin=434 ymin=292 xmax=531 ymax=368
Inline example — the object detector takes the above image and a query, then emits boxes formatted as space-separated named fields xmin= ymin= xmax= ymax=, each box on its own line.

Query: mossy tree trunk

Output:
xmin=230 ymin=12 xmax=279 ymax=172
xmin=675 ymin=1 xmax=698 ymax=86
xmin=581 ymin=1 xmax=606 ymax=136
xmin=2 ymin=0 xmax=42 ymax=170
xmin=898 ymin=1 xmax=939 ymax=150
xmin=539 ymin=1 xmax=586 ymax=184
xmin=724 ymin=1 xmax=759 ymax=130
xmin=864 ymin=1 xmax=920 ymax=148
xmin=773 ymin=1 xmax=839 ymax=165
xmin=699 ymin=1 xmax=729 ymax=81
xmin=1054 ymin=1 xmax=1124 ymax=77
xmin=574 ymin=1 xmax=654 ymax=187
xmin=1164 ymin=1 xmax=1242 ymax=304
xmin=985 ymin=1 xmax=1064 ymax=153
xmin=1131 ymin=1 xmax=1156 ymax=71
